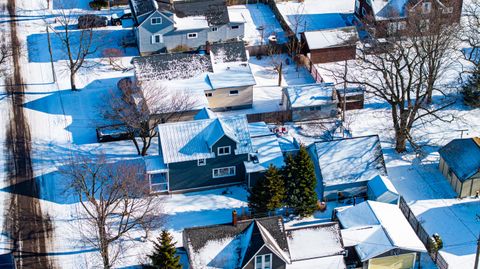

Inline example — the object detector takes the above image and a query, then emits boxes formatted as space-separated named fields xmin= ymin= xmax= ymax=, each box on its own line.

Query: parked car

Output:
xmin=96 ymin=124 xmax=133 ymax=143
xmin=78 ymin=14 xmax=108 ymax=29
xmin=111 ymin=9 xmax=132 ymax=26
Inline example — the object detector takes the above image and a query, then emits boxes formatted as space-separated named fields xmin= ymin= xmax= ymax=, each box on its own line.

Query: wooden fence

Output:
xmin=398 ymin=196 xmax=449 ymax=269
xmin=246 ymin=110 xmax=291 ymax=123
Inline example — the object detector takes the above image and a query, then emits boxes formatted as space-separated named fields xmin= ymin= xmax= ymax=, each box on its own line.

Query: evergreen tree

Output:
xmin=284 ymin=146 xmax=318 ymax=217
xmin=248 ymin=165 xmax=286 ymax=214
xmin=148 ymin=230 xmax=181 ymax=269
xmin=462 ymin=66 xmax=480 ymax=108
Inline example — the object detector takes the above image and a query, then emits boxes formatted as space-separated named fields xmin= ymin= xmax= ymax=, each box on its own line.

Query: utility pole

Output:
xmin=475 ymin=233 xmax=480 ymax=269
xmin=342 ymin=60 xmax=347 ymax=138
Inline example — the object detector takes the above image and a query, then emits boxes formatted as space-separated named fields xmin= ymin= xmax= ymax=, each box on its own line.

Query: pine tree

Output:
xmin=462 ymin=66 xmax=480 ymax=108
xmin=248 ymin=165 xmax=286 ymax=214
xmin=148 ymin=230 xmax=181 ymax=269
xmin=284 ymin=146 xmax=318 ymax=217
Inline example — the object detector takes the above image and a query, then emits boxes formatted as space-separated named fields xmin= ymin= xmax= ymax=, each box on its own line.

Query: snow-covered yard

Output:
xmin=228 ymin=4 xmax=286 ymax=46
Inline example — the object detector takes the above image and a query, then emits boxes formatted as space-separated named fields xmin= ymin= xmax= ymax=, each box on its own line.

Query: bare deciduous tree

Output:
xmin=325 ymin=32 xmax=455 ymax=152
xmin=47 ymin=9 xmax=99 ymax=91
xmin=0 ymin=39 xmax=13 ymax=75
xmin=62 ymin=154 xmax=162 ymax=269
xmin=102 ymin=48 xmax=130 ymax=72
xmin=462 ymin=0 xmax=480 ymax=66
xmin=105 ymin=78 xmax=196 ymax=156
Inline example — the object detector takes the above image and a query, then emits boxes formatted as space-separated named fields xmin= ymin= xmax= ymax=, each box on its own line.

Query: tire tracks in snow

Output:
xmin=3 ymin=0 xmax=55 ymax=268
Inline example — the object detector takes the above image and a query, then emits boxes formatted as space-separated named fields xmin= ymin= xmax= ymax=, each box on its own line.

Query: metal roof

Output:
xmin=158 ymin=115 xmax=252 ymax=164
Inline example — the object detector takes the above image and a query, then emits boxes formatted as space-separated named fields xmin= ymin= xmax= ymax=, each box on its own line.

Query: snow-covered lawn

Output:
xmin=228 ymin=4 xmax=286 ymax=46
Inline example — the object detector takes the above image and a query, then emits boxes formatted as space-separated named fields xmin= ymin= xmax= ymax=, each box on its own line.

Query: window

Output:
xmin=217 ymin=146 xmax=231 ymax=156
xmin=187 ymin=33 xmax=198 ymax=39
xmin=151 ymin=34 xmax=163 ymax=44
xmin=151 ymin=17 xmax=162 ymax=24
xmin=420 ymin=19 xmax=430 ymax=31
xmin=443 ymin=7 xmax=453 ymax=13
xmin=205 ymin=92 xmax=213 ymax=97
xmin=361 ymin=7 xmax=367 ymax=17
xmin=355 ymin=0 xmax=360 ymax=13
xmin=422 ymin=2 xmax=432 ymax=14
xmin=231 ymin=25 xmax=239 ymax=29
xmin=198 ymin=159 xmax=206 ymax=166
xmin=229 ymin=90 xmax=239 ymax=96
xmin=387 ymin=21 xmax=406 ymax=34
xmin=212 ymin=166 xmax=236 ymax=178
xmin=149 ymin=173 xmax=168 ymax=192
xmin=211 ymin=27 xmax=218 ymax=32
xmin=309 ymin=107 xmax=315 ymax=111
xmin=255 ymin=254 xmax=272 ymax=269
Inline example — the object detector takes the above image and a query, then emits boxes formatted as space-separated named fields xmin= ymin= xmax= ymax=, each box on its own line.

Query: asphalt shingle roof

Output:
xmin=439 ymin=138 xmax=480 ymax=182
xmin=173 ymin=0 xmax=230 ymax=25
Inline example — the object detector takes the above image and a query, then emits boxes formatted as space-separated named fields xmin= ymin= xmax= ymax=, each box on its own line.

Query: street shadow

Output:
xmin=23 ymin=77 xmax=122 ymax=144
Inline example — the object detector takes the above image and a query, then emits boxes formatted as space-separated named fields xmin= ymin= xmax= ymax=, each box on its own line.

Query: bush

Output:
xmin=89 ymin=0 xmax=108 ymax=10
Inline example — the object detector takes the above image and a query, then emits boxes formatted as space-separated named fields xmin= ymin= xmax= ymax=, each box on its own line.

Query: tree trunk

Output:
xmin=99 ymin=226 xmax=110 ymax=269
xmin=70 ymin=70 xmax=77 ymax=91
xmin=395 ymin=127 xmax=408 ymax=153
xmin=426 ymin=76 xmax=434 ymax=104
xmin=278 ymin=62 xmax=283 ymax=86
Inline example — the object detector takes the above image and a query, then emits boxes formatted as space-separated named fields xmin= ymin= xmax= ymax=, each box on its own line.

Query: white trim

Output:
xmin=198 ymin=158 xmax=206 ymax=166
xmin=212 ymin=166 xmax=236 ymax=178
xmin=229 ymin=90 xmax=239 ymax=96
xmin=151 ymin=34 xmax=163 ymax=44
xmin=187 ymin=32 xmax=198 ymax=39
xmin=151 ymin=17 xmax=162 ymax=25
xmin=148 ymin=172 xmax=169 ymax=193
xmin=217 ymin=146 xmax=231 ymax=156
xmin=254 ymin=253 xmax=272 ymax=269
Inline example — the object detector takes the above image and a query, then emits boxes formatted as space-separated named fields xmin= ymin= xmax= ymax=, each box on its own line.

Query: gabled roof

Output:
xmin=158 ymin=115 xmax=252 ymax=164
xmin=337 ymin=201 xmax=426 ymax=261
xmin=183 ymin=216 xmax=288 ymax=269
xmin=439 ymin=138 xmax=480 ymax=182
xmin=173 ymin=0 xmax=230 ymax=25
xmin=194 ymin=107 xmax=217 ymax=120
xmin=310 ymin=135 xmax=387 ymax=187
xmin=129 ymin=0 xmax=158 ymax=23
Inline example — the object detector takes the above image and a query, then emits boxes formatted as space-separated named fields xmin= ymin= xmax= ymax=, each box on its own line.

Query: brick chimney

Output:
xmin=232 ymin=210 xmax=237 ymax=226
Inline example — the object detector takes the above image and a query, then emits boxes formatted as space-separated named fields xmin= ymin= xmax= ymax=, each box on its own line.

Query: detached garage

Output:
xmin=438 ymin=137 xmax=480 ymax=198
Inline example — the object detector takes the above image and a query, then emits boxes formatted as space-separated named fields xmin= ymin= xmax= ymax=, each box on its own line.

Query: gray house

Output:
xmin=308 ymin=135 xmax=387 ymax=201
xmin=129 ymin=0 xmax=245 ymax=55
xmin=183 ymin=215 xmax=346 ymax=269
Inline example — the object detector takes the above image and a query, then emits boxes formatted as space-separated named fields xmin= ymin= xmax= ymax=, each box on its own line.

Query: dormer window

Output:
xmin=151 ymin=17 xmax=162 ymax=25
xmin=422 ymin=2 xmax=432 ymax=14
xmin=255 ymin=254 xmax=272 ymax=269
xmin=217 ymin=146 xmax=231 ymax=156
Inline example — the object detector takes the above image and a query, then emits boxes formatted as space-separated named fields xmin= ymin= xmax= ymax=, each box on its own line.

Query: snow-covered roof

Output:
xmin=245 ymin=134 xmax=285 ymax=173
xmin=284 ymin=83 xmax=337 ymax=108
xmin=275 ymin=0 xmax=355 ymax=33
xmin=371 ymin=0 xmax=410 ymax=20
xmin=287 ymin=255 xmax=346 ymax=269
xmin=337 ymin=201 xmax=426 ymax=261
xmin=183 ymin=216 xmax=289 ymax=269
xmin=286 ymin=222 xmax=344 ymax=261
xmin=248 ymin=122 xmax=273 ymax=137
xmin=157 ymin=115 xmax=252 ymax=164
xmin=303 ymin=27 xmax=358 ymax=50
xmin=311 ymin=135 xmax=387 ymax=186
xmin=367 ymin=175 xmax=399 ymax=204
xmin=144 ymin=155 xmax=168 ymax=173
xmin=208 ymin=62 xmax=256 ymax=89
xmin=438 ymin=137 xmax=480 ymax=182
xmin=194 ymin=107 xmax=217 ymax=120
xmin=173 ymin=14 xmax=209 ymax=30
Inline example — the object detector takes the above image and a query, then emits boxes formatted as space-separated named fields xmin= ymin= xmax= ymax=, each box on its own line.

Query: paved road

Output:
xmin=2 ymin=0 xmax=54 ymax=268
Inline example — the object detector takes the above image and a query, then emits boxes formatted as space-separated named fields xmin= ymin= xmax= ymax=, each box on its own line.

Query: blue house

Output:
xmin=129 ymin=0 xmax=245 ymax=55
xmin=308 ymin=135 xmax=387 ymax=201
xmin=145 ymin=114 xmax=285 ymax=193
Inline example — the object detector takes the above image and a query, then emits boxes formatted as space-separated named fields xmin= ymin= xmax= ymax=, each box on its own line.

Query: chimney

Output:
xmin=232 ymin=210 xmax=238 ymax=226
